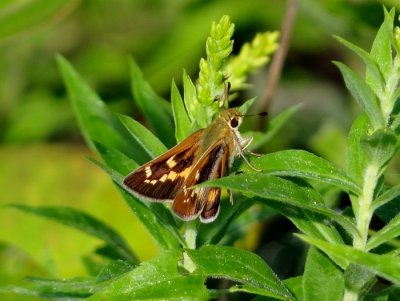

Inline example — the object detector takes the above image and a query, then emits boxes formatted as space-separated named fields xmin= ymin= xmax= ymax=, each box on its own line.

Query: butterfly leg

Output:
xmin=240 ymin=152 xmax=262 ymax=172
xmin=241 ymin=136 xmax=253 ymax=150
xmin=228 ymin=189 xmax=234 ymax=205
xmin=241 ymin=136 xmax=264 ymax=157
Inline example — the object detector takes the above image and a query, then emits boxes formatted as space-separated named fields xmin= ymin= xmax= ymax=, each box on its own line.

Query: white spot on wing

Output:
xmin=167 ymin=171 xmax=177 ymax=180
xmin=166 ymin=157 xmax=177 ymax=168
xmin=145 ymin=166 xmax=152 ymax=178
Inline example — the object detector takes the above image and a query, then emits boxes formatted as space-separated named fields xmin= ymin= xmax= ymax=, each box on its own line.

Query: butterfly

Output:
xmin=123 ymin=108 xmax=257 ymax=223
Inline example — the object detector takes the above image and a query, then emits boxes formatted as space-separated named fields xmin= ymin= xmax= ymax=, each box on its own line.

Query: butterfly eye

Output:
xmin=230 ymin=117 xmax=239 ymax=128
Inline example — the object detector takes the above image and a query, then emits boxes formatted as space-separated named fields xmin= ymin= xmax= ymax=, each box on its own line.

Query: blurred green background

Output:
xmin=1 ymin=0 xmax=399 ymax=299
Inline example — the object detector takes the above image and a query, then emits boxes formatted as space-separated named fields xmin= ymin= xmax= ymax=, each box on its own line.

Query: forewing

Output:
xmin=172 ymin=141 xmax=229 ymax=222
xmin=123 ymin=130 xmax=203 ymax=201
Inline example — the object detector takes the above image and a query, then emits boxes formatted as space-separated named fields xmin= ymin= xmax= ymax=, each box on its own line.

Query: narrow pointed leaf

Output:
xmin=372 ymin=8 xmax=394 ymax=81
xmin=129 ymin=58 xmax=175 ymax=148
xmin=119 ymin=114 xmax=168 ymax=158
xmin=88 ymin=252 xmax=208 ymax=301
xmin=360 ymin=128 xmax=398 ymax=173
xmin=201 ymin=173 xmax=357 ymax=236
xmin=119 ymin=188 xmax=183 ymax=250
xmin=0 ymin=277 xmax=105 ymax=299
xmin=57 ymin=56 xmax=150 ymax=167
xmin=171 ymin=80 xmax=191 ymax=142
xmin=90 ymin=159 xmax=183 ymax=250
xmin=0 ymin=0 xmax=71 ymax=39
xmin=187 ymin=245 xmax=293 ymax=300
xmin=248 ymin=150 xmax=361 ymax=194
xmin=96 ymin=260 xmax=137 ymax=282
xmin=8 ymin=204 xmax=137 ymax=263
xmin=367 ymin=213 xmax=400 ymax=251
xmin=238 ymin=97 xmax=256 ymax=115
xmin=334 ymin=62 xmax=384 ymax=130
xmin=372 ymin=185 xmax=400 ymax=210
xmin=303 ymin=247 xmax=344 ymax=301
xmin=93 ymin=142 xmax=138 ymax=176
xmin=249 ymin=104 xmax=302 ymax=150
xmin=334 ymin=35 xmax=384 ymax=98
xmin=347 ymin=114 xmax=370 ymax=187
xmin=298 ymin=234 xmax=400 ymax=285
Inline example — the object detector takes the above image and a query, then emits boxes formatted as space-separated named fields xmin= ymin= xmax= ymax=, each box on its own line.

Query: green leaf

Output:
xmin=90 ymin=160 xmax=183 ymax=251
xmin=120 ymin=188 xmax=183 ymax=250
xmin=183 ymin=70 xmax=205 ymax=127
xmin=298 ymin=234 xmax=400 ymax=285
xmin=93 ymin=142 xmax=138 ymax=176
xmin=248 ymin=150 xmax=361 ymax=195
xmin=88 ymin=252 xmax=208 ymax=301
xmin=57 ymin=56 xmax=151 ymax=170
xmin=171 ymin=80 xmax=191 ymax=142
xmin=119 ymin=114 xmax=168 ymax=158
xmin=201 ymin=173 xmax=357 ymax=237
xmin=284 ymin=276 xmax=303 ymax=300
xmin=129 ymin=58 xmax=175 ymax=148
xmin=360 ymin=128 xmax=398 ymax=174
xmin=372 ymin=8 xmax=394 ymax=81
xmin=96 ymin=260 xmax=136 ymax=282
xmin=334 ymin=35 xmax=384 ymax=99
xmin=8 ymin=204 xmax=138 ymax=263
xmin=238 ymin=97 xmax=256 ymax=115
xmin=334 ymin=61 xmax=384 ymax=130
xmin=197 ymin=196 xmax=254 ymax=246
xmin=372 ymin=184 xmax=400 ymax=210
xmin=287 ymin=211 xmax=345 ymax=264
xmin=0 ymin=277 xmax=105 ymax=299
xmin=347 ymin=114 xmax=370 ymax=187
xmin=376 ymin=196 xmax=400 ymax=227
xmin=0 ymin=0 xmax=71 ymax=39
xmin=187 ymin=245 xmax=293 ymax=300
xmin=303 ymin=247 xmax=344 ymax=301
xmin=344 ymin=264 xmax=376 ymax=297
xmin=249 ymin=104 xmax=302 ymax=150
xmin=367 ymin=213 xmax=400 ymax=251
xmin=252 ymin=277 xmax=304 ymax=301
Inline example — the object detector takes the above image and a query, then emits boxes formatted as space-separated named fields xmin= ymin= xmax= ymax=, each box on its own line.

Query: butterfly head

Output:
xmin=218 ymin=108 xmax=243 ymax=130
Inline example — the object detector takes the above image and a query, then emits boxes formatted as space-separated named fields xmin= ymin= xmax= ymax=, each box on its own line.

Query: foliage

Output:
xmin=2 ymin=7 xmax=400 ymax=301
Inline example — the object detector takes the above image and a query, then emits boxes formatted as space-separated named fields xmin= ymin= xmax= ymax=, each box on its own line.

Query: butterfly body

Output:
xmin=123 ymin=108 xmax=251 ymax=223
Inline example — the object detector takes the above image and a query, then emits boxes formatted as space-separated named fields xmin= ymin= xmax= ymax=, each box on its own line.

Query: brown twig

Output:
xmin=258 ymin=0 xmax=298 ymax=129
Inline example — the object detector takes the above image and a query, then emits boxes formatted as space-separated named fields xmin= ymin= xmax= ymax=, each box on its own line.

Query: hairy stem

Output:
xmin=344 ymin=164 xmax=379 ymax=301
xmin=182 ymin=220 xmax=198 ymax=272
xmin=353 ymin=164 xmax=379 ymax=250
xmin=382 ymin=55 xmax=400 ymax=124
xmin=343 ymin=289 xmax=359 ymax=301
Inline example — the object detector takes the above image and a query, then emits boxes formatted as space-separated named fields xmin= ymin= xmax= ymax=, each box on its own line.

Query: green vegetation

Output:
xmin=1 ymin=1 xmax=399 ymax=301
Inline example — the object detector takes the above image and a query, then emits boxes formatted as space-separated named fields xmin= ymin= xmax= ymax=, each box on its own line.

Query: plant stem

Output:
xmin=345 ymin=163 xmax=379 ymax=301
xmin=343 ymin=289 xmax=359 ymax=301
xmin=182 ymin=220 xmax=198 ymax=272
xmin=185 ymin=220 xmax=197 ymax=249
xmin=382 ymin=55 xmax=400 ymax=125
xmin=353 ymin=164 xmax=379 ymax=250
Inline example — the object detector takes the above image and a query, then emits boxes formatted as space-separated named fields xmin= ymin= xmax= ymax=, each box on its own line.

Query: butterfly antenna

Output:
xmin=242 ymin=112 xmax=268 ymax=117
xmin=223 ymin=82 xmax=231 ymax=108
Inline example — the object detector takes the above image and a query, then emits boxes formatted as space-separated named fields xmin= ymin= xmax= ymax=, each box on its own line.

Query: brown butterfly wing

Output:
xmin=172 ymin=141 xmax=229 ymax=223
xmin=123 ymin=130 xmax=203 ymax=201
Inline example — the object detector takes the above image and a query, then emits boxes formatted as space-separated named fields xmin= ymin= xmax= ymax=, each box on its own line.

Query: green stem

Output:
xmin=353 ymin=164 xmax=379 ymax=250
xmin=345 ymin=163 xmax=379 ymax=301
xmin=343 ymin=289 xmax=359 ymax=301
xmin=382 ymin=55 xmax=400 ymax=125
xmin=182 ymin=220 xmax=198 ymax=272
xmin=185 ymin=220 xmax=197 ymax=249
